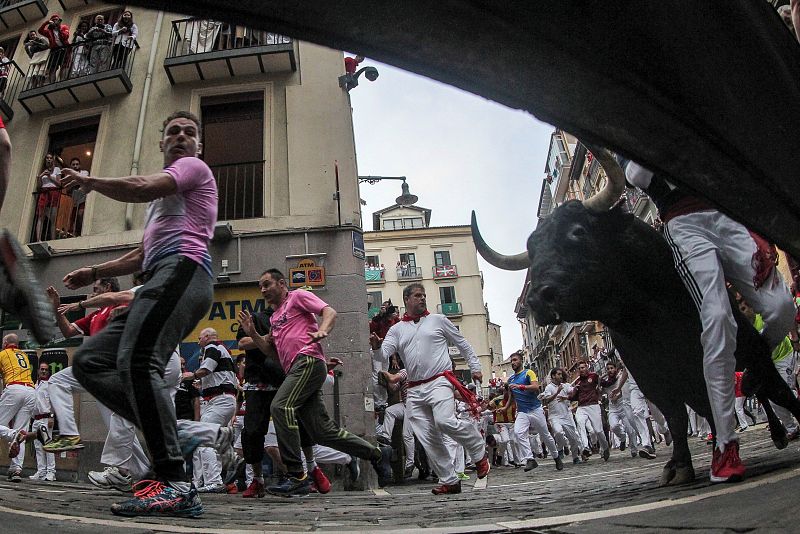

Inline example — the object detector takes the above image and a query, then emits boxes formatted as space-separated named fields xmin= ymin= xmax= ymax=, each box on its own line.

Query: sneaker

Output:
xmin=88 ymin=466 xmax=133 ymax=492
xmin=8 ymin=470 xmax=21 ymax=483
xmin=8 ymin=428 xmax=28 ymax=458
xmin=619 ymin=437 xmax=626 ymax=451
xmin=225 ymin=483 xmax=238 ymax=494
xmin=370 ymin=446 xmax=392 ymax=488
xmin=602 ymin=448 xmax=610 ymax=461
xmin=431 ymin=481 xmax=461 ymax=495
xmin=563 ymin=446 xmax=570 ymax=456
xmin=28 ymin=472 xmax=44 ymax=480
xmin=214 ymin=427 xmax=244 ymax=485
xmin=403 ymin=465 xmax=414 ymax=479
xmin=347 ymin=459 xmax=361 ymax=482
xmin=630 ymin=449 xmax=638 ymax=458
xmin=196 ymin=483 xmax=226 ymax=494
xmin=456 ymin=472 xmax=470 ymax=481
xmin=242 ymin=479 xmax=265 ymax=498
xmin=267 ymin=474 xmax=311 ymax=497
xmin=555 ymin=456 xmax=564 ymax=471
xmin=475 ymin=455 xmax=491 ymax=479
xmin=43 ymin=435 xmax=84 ymax=452
xmin=573 ymin=457 xmax=583 ymax=464
xmin=111 ymin=481 xmax=203 ymax=518
xmin=524 ymin=458 xmax=538 ymax=472
xmin=638 ymin=446 xmax=656 ymax=460
xmin=43 ymin=472 xmax=56 ymax=482
xmin=309 ymin=466 xmax=331 ymax=494
xmin=0 ymin=230 xmax=58 ymax=344
xmin=710 ymin=441 xmax=745 ymax=484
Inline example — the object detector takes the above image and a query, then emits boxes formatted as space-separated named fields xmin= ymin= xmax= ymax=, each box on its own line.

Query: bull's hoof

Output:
xmin=772 ymin=431 xmax=789 ymax=450
xmin=669 ymin=465 xmax=696 ymax=485
xmin=659 ymin=459 xmax=676 ymax=487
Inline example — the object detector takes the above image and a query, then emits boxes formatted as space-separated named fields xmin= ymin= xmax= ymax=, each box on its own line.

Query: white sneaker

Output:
xmin=196 ymin=483 xmax=226 ymax=493
xmin=28 ymin=472 xmax=44 ymax=480
xmin=43 ymin=472 xmax=56 ymax=481
xmin=87 ymin=466 xmax=132 ymax=492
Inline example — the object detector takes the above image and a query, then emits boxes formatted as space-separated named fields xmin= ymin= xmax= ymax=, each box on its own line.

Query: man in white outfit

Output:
xmin=371 ymin=283 xmax=490 ymax=495
xmin=377 ymin=367 xmax=416 ymax=478
xmin=571 ymin=361 xmax=610 ymax=462
xmin=611 ymin=360 xmax=657 ymax=459
xmin=30 ymin=362 xmax=56 ymax=481
xmin=540 ymin=368 xmax=583 ymax=465
xmin=600 ymin=362 xmax=638 ymax=457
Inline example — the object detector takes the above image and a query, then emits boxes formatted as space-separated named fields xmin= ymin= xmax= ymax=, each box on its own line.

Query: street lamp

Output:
xmin=339 ymin=66 xmax=380 ymax=92
xmin=358 ymin=175 xmax=418 ymax=206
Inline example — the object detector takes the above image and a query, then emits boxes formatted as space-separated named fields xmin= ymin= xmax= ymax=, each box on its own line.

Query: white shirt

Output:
xmin=601 ymin=373 xmax=626 ymax=412
xmin=542 ymin=382 xmax=573 ymax=420
xmin=380 ymin=313 xmax=481 ymax=382
xmin=34 ymin=380 xmax=52 ymax=415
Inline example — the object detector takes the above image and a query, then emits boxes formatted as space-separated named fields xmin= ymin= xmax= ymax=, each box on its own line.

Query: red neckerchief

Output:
xmin=401 ymin=310 xmax=429 ymax=322
xmin=443 ymin=370 xmax=482 ymax=420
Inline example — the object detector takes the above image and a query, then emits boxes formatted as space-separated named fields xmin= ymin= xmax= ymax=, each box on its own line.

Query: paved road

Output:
xmin=1 ymin=425 xmax=798 ymax=533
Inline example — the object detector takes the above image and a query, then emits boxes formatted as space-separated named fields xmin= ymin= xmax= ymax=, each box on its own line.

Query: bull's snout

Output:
xmin=527 ymin=284 xmax=560 ymax=324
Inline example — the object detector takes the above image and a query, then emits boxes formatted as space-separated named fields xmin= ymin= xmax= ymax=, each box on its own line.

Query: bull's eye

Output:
xmin=567 ymin=225 xmax=587 ymax=242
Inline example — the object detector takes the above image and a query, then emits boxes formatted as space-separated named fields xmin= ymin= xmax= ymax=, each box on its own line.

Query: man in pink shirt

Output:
xmin=60 ymin=111 xmax=223 ymax=518
xmin=240 ymin=268 xmax=391 ymax=496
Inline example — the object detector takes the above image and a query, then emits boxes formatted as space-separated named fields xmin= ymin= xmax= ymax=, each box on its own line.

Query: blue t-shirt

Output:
xmin=508 ymin=369 xmax=541 ymax=413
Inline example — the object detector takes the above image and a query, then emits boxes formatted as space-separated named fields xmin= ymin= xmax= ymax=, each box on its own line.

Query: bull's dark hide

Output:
xmin=129 ymin=1 xmax=800 ymax=256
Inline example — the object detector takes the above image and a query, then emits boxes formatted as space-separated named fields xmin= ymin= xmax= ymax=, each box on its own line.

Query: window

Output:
xmin=79 ymin=8 xmax=125 ymax=29
xmin=365 ymin=254 xmax=380 ymax=267
xmin=408 ymin=217 xmax=424 ymax=228
xmin=382 ymin=217 xmax=424 ymax=230
xmin=31 ymin=117 xmax=100 ymax=242
xmin=440 ymin=286 xmax=456 ymax=304
xmin=399 ymin=253 xmax=416 ymax=268
xmin=434 ymin=250 xmax=451 ymax=266
xmin=0 ymin=34 xmax=20 ymax=61
xmin=201 ymin=92 xmax=264 ymax=220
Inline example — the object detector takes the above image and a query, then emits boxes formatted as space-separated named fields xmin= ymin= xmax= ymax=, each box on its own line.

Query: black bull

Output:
xmin=473 ymin=202 xmax=800 ymax=485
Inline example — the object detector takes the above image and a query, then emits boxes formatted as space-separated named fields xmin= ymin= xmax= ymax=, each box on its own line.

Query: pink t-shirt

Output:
xmin=142 ymin=157 xmax=217 ymax=275
xmin=270 ymin=290 xmax=328 ymax=372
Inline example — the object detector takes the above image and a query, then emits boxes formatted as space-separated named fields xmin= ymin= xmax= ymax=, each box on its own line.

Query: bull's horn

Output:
xmin=581 ymin=143 xmax=627 ymax=212
xmin=471 ymin=211 xmax=531 ymax=271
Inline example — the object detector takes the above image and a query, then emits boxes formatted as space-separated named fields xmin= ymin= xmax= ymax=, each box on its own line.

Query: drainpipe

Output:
xmin=126 ymin=11 xmax=164 ymax=230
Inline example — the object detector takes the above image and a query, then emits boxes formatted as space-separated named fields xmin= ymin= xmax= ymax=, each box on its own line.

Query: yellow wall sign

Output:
xmin=289 ymin=259 xmax=326 ymax=288
xmin=184 ymin=285 xmax=267 ymax=348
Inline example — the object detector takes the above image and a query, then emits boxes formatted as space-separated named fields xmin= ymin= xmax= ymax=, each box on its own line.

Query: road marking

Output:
xmin=473 ymin=476 xmax=487 ymax=490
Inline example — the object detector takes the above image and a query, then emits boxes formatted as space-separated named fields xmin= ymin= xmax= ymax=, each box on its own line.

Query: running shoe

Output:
xmin=710 ymin=441 xmax=745 ymax=484
xmin=309 ymin=466 xmax=331 ymax=494
xmin=196 ymin=483 xmax=226 ymax=493
xmin=8 ymin=428 xmax=26 ymax=458
xmin=431 ymin=481 xmax=461 ymax=495
xmin=28 ymin=471 xmax=44 ymax=480
xmin=370 ymin=445 xmax=392 ymax=488
xmin=524 ymin=458 xmax=538 ymax=472
xmin=267 ymin=475 xmax=311 ymax=497
xmin=43 ymin=435 xmax=84 ymax=452
xmin=475 ymin=455 xmax=491 ymax=479
xmin=555 ymin=456 xmax=564 ymax=471
xmin=0 ymin=230 xmax=58 ymax=344
xmin=456 ymin=472 xmax=470 ymax=481
xmin=638 ymin=446 xmax=656 ymax=460
xmin=111 ymin=480 xmax=203 ymax=518
xmin=602 ymin=448 xmax=610 ymax=461
xmin=347 ymin=459 xmax=361 ymax=482
xmin=43 ymin=472 xmax=55 ymax=481
xmin=88 ymin=466 xmax=132 ymax=492
xmin=242 ymin=479 xmax=265 ymax=498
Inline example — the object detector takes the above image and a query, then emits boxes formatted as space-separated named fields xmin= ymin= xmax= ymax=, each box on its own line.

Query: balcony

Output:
xmin=0 ymin=0 xmax=47 ymax=32
xmin=211 ymin=161 xmax=264 ymax=221
xmin=396 ymin=265 xmax=422 ymax=281
xmin=164 ymin=18 xmax=296 ymax=85
xmin=432 ymin=264 xmax=458 ymax=279
xmin=0 ymin=60 xmax=24 ymax=122
xmin=30 ymin=189 xmax=85 ymax=243
xmin=18 ymin=39 xmax=137 ymax=114
xmin=56 ymin=0 xmax=93 ymax=10
xmin=364 ymin=267 xmax=385 ymax=284
xmin=438 ymin=302 xmax=463 ymax=317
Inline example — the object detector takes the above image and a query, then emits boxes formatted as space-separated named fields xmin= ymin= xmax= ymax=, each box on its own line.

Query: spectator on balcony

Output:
xmin=86 ymin=15 xmax=113 ymax=74
xmin=0 ymin=48 xmax=10 ymax=96
xmin=38 ymin=14 xmax=70 ymax=84
xmin=67 ymin=158 xmax=88 ymax=237
xmin=70 ymin=21 xmax=91 ymax=78
xmin=111 ymin=10 xmax=138 ymax=70
xmin=35 ymin=153 xmax=62 ymax=242
xmin=24 ymin=31 xmax=50 ymax=89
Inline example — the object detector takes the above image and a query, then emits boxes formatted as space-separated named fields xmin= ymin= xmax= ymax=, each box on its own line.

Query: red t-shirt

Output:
xmin=573 ymin=372 xmax=601 ymax=406
xmin=73 ymin=306 xmax=117 ymax=336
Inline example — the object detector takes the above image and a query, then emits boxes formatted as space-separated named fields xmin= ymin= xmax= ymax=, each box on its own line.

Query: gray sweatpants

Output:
xmin=73 ymin=255 xmax=212 ymax=482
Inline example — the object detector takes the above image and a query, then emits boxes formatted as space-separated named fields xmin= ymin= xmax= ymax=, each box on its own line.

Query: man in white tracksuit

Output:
xmin=599 ymin=361 xmax=639 ymax=457
xmin=540 ymin=367 xmax=583 ymax=465
xmin=372 ymin=283 xmax=490 ymax=495
xmin=30 ymin=362 xmax=56 ymax=481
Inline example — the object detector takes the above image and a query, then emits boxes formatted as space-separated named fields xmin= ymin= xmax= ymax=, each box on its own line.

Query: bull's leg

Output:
xmin=658 ymin=403 xmax=695 ymax=486
xmin=757 ymin=390 xmax=788 ymax=450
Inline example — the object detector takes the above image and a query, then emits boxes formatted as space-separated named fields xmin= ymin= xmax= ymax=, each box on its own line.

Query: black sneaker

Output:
xmin=267 ymin=474 xmax=311 ymax=497
xmin=524 ymin=458 xmax=538 ymax=472
xmin=111 ymin=481 xmax=203 ymax=518
xmin=8 ymin=470 xmax=21 ymax=483
xmin=403 ymin=465 xmax=414 ymax=479
xmin=347 ymin=459 xmax=361 ymax=482
xmin=619 ymin=437 xmax=626 ymax=451
xmin=602 ymin=448 xmax=610 ymax=461
xmin=554 ymin=456 xmax=564 ymax=471
xmin=638 ymin=446 xmax=656 ymax=460
xmin=371 ymin=446 xmax=392 ymax=488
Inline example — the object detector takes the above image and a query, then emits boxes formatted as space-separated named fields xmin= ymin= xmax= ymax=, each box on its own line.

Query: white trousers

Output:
xmin=575 ymin=404 xmax=609 ymax=452
xmin=31 ymin=418 xmax=55 ymax=476
xmin=771 ymin=353 xmax=799 ymax=434
xmin=734 ymin=397 xmax=749 ymax=430
xmin=624 ymin=380 xmax=652 ymax=448
xmin=665 ymin=211 xmax=795 ymax=448
xmin=548 ymin=415 xmax=582 ymax=459
xmin=0 ymin=384 xmax=35 ymax=470
xmin=48 ymin=367 xmax=82 ymax=437
xmin=379 ymin=402 xmax=415 ymax=468
xmin=514 ymin=407 xmax=558 ymax=461
xmin=406 ymin=377 xmax=485 ymax=485
xmin=441 ymin=433 xmax=465 ymax=473
xmin=608 ymin=407 xmax=637 ymax=451
xmin=190 ymin=394 xmax=236 ymax=487
xmin=648 ymin=401 xmax=669 ymax=435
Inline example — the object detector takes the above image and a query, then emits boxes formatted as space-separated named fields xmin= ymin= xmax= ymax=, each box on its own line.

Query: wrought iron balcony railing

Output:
xmin=210 ymin=160 xmax=265 ymax=221
xmin=437 ymin=302 xmax=463 ymax=316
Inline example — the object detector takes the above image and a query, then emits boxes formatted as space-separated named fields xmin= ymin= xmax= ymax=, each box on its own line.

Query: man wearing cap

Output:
xmin=38 ymin=14 xmax=70 ymax=83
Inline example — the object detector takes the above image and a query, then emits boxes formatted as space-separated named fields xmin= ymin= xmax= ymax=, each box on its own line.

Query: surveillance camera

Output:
xmin=364 ymin=67 xmax=379 ymax=82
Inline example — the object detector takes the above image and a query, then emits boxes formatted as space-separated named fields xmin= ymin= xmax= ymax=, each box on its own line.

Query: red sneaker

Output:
xmin=432 ymin=481 xmax=461 ymax=495
xmin=710 ymin=441 xmax=745 ymax=484
xmin=226 ymin=482 xmax=238 ymax=494
xmin=475 ymin=455 xmax=491 ymax=479
xmin=310 ymin=466 xmax=331 ymax=494
xmin=242 ymin=479 xmax=265 ymax=498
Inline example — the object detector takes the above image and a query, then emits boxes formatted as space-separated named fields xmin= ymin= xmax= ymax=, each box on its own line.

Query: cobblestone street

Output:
xmin=0 ymin=425 xmax=798 ymax=533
